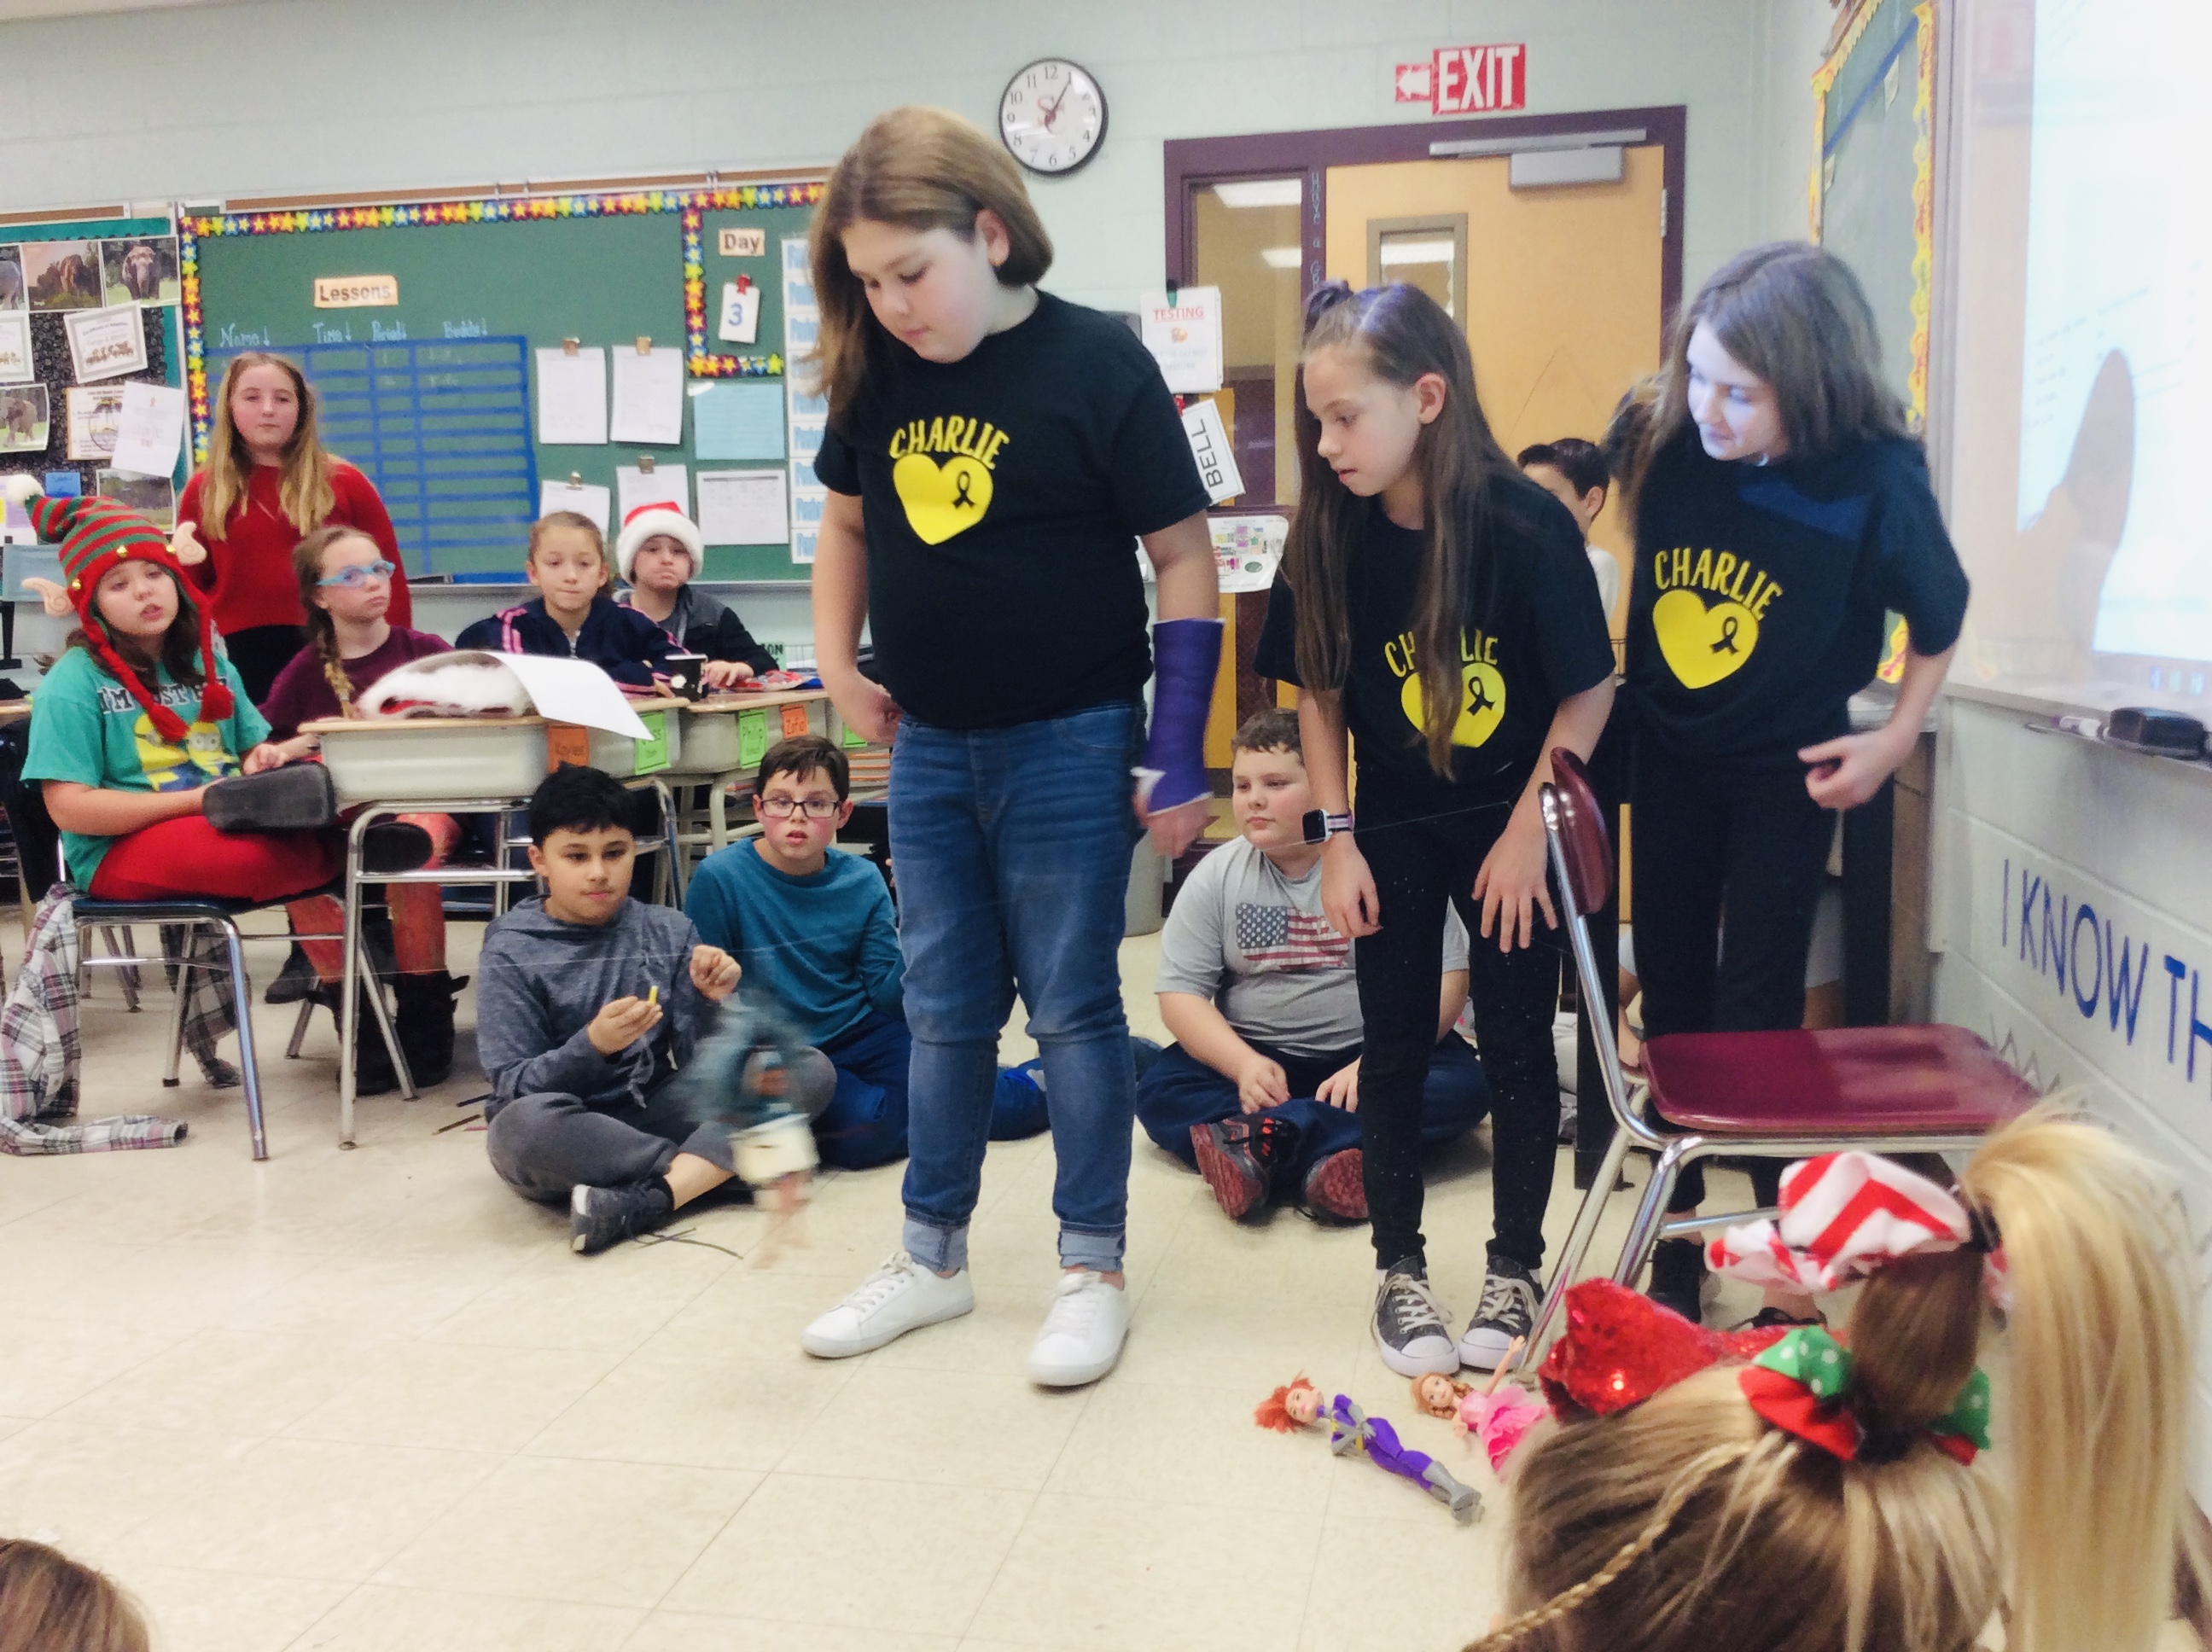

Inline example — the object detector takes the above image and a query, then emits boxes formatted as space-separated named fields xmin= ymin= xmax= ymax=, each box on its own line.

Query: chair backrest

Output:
xmin=1540 ymin=747 xmax=1612 ymax=921
xmin=0 ymin=723 xmax=64 ymax=896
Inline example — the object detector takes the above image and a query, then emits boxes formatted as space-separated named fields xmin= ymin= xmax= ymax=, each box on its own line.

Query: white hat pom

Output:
xmin=614 ymin=500 xmax=706 ymax=584
xmin=1 ymin=474 xmax=42 ymax=509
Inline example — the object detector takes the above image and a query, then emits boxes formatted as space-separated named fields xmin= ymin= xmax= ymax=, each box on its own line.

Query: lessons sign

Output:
xmin=1394 ymin=44 xmax=1528 ymax=116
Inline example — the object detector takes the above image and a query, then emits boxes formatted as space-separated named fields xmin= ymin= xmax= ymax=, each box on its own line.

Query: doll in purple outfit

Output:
xmin=1254 ymin=1377 xmax=1480 ymax=1521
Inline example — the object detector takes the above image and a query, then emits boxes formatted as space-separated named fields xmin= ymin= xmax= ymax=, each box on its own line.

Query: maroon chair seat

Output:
xmin=1643 ymin=1025 xmax=2037 ymax=1137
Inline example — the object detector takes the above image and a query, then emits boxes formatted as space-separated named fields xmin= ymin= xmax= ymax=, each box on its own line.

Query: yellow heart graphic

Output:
xmin=1400 ymin=659 xmax=1509 ymax=747
xmin=1653 ymin=587 xmax=1759 ymax=689
xmin=892 ymin=452 xmax=994 ymax=545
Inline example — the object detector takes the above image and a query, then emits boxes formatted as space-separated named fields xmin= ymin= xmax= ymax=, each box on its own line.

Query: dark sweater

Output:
xmin=620 ymin=585 xmax=777 ymax=675
xmin=258 ymin=625 xmax=451 ymax=737
xmin=454 ymin=594 xmax=680 ymax=689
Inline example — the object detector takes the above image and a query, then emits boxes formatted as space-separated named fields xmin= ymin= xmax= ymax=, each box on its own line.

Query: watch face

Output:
xmin=999 ymin=59 xmax=1106 ymax=177
xmin=1302 ymin=809 xmax=1327 ymax=846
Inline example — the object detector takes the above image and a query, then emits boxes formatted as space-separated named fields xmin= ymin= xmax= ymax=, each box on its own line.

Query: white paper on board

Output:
xmin=534 ymin=346 xmax=608 ymax=445
xmin=609 ymin=346 xmax=685 ymax=445
xmin=696 ymin=468 xmax=788 ymax=545
xmin=718 ymin=280 xmax=761 ymax=344
xmin=1180 ymin=398 xmax=1243 ymax=504
xmin=0 ymin=313 xmax=30 ymax=384
xmin=537 ymin=479 xmax=612 ymax=536
xmin=1140 ymin=286 xmax=1225 ymax=393
xmin=614 ymin=462 xmax=689 ymax=526
xmin=108 ymin=381 xmax=186 ymax=478
xmin=63 ymin=305 xmax=148 ymax=385
xmin=495 ymin=652 xmax=653 ymax=738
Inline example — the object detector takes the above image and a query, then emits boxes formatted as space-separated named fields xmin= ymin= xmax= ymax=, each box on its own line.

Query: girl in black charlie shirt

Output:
xmin=1621 ymin=242 xmax=1969 ymax=1323
xmin=1254 ymin=282 xmax=1615 ymax=1380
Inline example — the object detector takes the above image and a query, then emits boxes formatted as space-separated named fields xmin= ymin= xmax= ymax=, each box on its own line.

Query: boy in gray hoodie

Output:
xmin=477 ymin=764 xmax=826 ymax=1254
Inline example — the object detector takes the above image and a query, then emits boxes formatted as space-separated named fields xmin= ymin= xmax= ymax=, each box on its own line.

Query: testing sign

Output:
xmin=1394 ymin=44 xmax=1526 ymax=116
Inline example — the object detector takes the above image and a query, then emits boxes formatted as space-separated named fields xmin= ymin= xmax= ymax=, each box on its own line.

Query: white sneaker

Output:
xmin=800 ymin=1250 xmax=974 ymax=1358
xmin=1026 ymin=1269 xmax=1131 ymax=1387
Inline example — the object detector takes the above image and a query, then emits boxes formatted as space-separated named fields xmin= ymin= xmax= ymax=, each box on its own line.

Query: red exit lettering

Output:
xmin=1401 ymin=43 xmax=1527 ymax=116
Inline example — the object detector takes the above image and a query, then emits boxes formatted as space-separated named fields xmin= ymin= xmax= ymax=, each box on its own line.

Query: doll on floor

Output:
xmin=1256 ymin=1377 xmax=1480 ymax=1521
xmin=1411 ymin=1339 xmax=1549 ymax=1475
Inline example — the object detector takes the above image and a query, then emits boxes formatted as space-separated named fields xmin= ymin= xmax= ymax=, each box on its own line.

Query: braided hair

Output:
xmin=292 ymin=524 xmax=381 ymax=718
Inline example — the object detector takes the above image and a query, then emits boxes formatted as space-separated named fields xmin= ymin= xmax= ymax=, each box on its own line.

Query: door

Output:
xmin=1322 ymin=147 xmax=1668 ymax=600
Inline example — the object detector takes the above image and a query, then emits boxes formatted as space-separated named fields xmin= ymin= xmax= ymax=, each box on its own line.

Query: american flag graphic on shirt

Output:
xmin=1235 ymin=903 xmax=1349 ymax=970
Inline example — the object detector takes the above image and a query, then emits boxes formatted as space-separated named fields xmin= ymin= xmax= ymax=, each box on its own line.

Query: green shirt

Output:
xmin=22 ymin=648 xmax=269 ymax=887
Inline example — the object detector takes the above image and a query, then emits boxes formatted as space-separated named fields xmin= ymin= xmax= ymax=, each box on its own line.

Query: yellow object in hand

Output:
xmin=646 ymin=985 xmax=659 ymax=1006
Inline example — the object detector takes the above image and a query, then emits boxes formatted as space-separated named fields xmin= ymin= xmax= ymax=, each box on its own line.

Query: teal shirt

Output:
xmin=23 ymin=648 xmax=269 ymax=887
xmin=685 ymin=842 xmax=902 ymax=1047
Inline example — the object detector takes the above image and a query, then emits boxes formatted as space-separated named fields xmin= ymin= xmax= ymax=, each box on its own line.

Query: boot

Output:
xmin=314 ymin=980 xmax=399 ymax=1096
xmin=1646 ymin=1237 xmax=1708 ymax=1326
xmin=393 ymin=970 xmax=466 ymax=1088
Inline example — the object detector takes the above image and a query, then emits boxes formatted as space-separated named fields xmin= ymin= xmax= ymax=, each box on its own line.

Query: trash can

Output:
xmin=1124 ymin=835 xmax=1167 ymax=936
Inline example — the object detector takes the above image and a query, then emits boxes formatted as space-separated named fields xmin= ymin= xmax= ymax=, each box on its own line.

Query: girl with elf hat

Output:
xmin=11 ymin=478 xmax=429 ymax=1060
xmin=613 ymin=501 xmax=778 ymax=689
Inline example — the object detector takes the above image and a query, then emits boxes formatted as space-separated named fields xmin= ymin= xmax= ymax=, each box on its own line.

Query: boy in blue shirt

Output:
xmin=686 ymin=736 xmax=1054 ymax=1169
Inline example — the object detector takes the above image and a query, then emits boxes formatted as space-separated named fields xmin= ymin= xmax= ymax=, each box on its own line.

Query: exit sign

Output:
xmin=1394 ymin=44 xmax=1527 ymax=116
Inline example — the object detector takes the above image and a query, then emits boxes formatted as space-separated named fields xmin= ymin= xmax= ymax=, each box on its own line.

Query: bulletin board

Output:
xmin=1809 ymin=0 xmax=1937 ymax=427
xmin=0 ymin=213 xmax=186 ymax=500
xmin=183 ymin=181 xmax=820 ymax=580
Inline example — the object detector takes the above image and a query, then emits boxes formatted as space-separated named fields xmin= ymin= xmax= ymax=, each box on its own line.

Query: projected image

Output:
xmin=2017 ymin=0 xmax=2212 ymax=664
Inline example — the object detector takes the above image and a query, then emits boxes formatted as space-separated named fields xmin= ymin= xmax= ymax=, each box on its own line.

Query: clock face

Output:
xmin=998 ymin=59 xmax=1106 ymax=177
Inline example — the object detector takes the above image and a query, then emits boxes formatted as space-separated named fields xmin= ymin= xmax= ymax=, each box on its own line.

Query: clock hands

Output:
xmin=1039 ymin=89 xmax=1067 ymax=130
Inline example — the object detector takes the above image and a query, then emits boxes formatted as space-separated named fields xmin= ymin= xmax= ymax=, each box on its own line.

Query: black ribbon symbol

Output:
xmin=952 ymin=470 xmax=977 ymax=509
xmin=1710 ymin=615 xmax=1741 ymax=654
xmin=1466 ymin=677 xmax=1495 ymax=715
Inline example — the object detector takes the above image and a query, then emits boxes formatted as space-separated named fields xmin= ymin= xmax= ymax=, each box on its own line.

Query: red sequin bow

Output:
xmin=1536 ymin=1279 xmax=1786 ymax=1420
xmin=1704 ymin=1150 xmax=2010 ymax=1311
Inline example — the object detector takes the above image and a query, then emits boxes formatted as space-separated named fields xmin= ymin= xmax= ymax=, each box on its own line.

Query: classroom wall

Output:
xmin=5 ymin=0 xmax=1802 ymax=315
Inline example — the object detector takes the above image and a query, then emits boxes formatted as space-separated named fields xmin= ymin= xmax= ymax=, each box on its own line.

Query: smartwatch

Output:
xmin=1301 ymin=809 xmax=1355 ymax=846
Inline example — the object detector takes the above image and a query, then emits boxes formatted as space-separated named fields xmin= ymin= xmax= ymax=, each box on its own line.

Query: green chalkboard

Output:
xmin=189 ymin=194 xmax=814 ymax=579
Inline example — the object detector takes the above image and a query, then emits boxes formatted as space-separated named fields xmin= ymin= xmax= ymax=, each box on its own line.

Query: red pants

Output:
xmin=88 ymin=811 xmax=457 ymax=979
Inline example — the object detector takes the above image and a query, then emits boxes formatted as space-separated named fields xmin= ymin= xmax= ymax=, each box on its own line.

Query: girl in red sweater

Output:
xmin=178 ymin=352 xmax=412 ymax=701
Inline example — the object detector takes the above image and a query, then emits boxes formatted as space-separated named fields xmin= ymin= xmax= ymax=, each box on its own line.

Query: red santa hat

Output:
xmin=614 ymin=500 xmax=706 ymax=584
xmin=3 ymin=476 xmax=230 ymax=741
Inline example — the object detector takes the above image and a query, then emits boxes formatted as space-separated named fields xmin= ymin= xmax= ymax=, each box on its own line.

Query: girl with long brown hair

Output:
xmin=1619 ymin=244 xmax=1970 ymax=1323
xmin=1252 ymin=281 xmax=1615 ymax=1379
xmin=260 ymin=525 xmax=465 ymax=1087
xmin=1468 ymin=1109 xmax=2206 ymax=1652
xmin=795 ymin=106 xmax=1217 ymax=1388
xmin=178 ymin=351 xmax=412 ymax=701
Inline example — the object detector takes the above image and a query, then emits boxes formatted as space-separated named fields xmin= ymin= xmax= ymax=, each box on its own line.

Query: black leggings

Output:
xmin=222 ymin=624 xmax=309 ymax=706
xmin=1353 ymin=781 xmax=1563 ymax=1276
xmin=1631 ymin=744 xmax=1835 ymax=1210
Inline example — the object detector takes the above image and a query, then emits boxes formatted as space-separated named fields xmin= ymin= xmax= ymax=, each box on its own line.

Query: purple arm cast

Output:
xmin=1134 ymin=617 xmax=1223 ymax=814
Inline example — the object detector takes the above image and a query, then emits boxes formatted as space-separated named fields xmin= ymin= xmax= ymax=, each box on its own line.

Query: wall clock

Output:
xmin=998 ymin=58 xmax=1107 ymax=177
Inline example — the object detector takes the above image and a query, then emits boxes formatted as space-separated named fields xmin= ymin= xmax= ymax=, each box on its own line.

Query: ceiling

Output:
xmin=0 ymin=0 xmax=236 ymax=20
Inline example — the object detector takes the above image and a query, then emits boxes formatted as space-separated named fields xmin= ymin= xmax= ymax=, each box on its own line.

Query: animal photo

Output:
xmin=0 ymin=246 xmax=24 ymax=311
xmin=0 ymin=384 xmax=51 ymax=452
xmin=24 ymin=240 xmax=102 ymax=311
xmin=96 ymin=468 xmax=177 ymax=526
xmin=101 ymin=236 xmax=181 ymax=306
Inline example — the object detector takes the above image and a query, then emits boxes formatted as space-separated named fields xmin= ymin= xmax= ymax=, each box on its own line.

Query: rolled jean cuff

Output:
xmin=903 ymin=1213 xmax=969 ymax=1275
xmin=1058 ymin=1224 xmax=1126 ymax=1274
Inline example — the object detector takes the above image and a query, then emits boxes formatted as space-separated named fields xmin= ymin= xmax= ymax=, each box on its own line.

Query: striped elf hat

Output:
xmin=10 ymin=481 xmax=231 ymax=741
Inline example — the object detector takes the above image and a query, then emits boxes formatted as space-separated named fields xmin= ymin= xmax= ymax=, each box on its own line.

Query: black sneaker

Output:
xmin=1735 ymin=1305 xmax=1825 ymax=1332
xmin=569 ymin=1178 xmax=675 ymax=1255
xmin=1372 ymin=1267 xmax=1458 ymax=1377
xmin=1190 ymin=1113 xmax=1300 ymax=1219
xmin=264 ymin=945 xmax=318 ymax=1005
xmin=1458 ymin=1256 xmax=1539 ymax=1370
xmin=1647 ymin=1237 xmax=1707 ymax=1324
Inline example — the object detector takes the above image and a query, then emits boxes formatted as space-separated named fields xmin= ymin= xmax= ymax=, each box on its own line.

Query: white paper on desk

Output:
xmin=534 ymin=347 xmax=608 ymax=445
xmin=615 ymin=462 xmax=689 ymax=526
xmin=609 ymin=346 xmax=685 ymax=445
xmin=696 ymin=468 xmax=787 ymax=545
xmin=537 ymin=479 xmax=611 ymax=536
xmin=496 ymin=653 xmax=652 ymax=739
xmin=108 ymin=381 xmax=186 ymax=478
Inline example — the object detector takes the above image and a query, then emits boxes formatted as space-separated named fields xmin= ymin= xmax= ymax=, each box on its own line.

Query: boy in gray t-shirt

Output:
xmin=1138 ymin=710 xmax=1488 ymax=1222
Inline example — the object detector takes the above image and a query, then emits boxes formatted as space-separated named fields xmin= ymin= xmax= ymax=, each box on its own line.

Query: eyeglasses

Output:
xmin=317 ymin=560 xmax=397 ymax=589
xmin=755 ymin=796 xmax=841 ymax=819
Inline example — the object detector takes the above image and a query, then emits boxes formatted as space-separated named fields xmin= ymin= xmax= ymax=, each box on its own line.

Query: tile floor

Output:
xmin=2 ymin=920 xmax=1759 ymax=1652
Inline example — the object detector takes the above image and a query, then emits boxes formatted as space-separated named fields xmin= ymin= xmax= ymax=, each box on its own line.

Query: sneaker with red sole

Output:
xmin=1189 ymin=1114 xmax=1299 ymax=1219
xmin=1301 ymin=1148 xmax=1367 ymax=1221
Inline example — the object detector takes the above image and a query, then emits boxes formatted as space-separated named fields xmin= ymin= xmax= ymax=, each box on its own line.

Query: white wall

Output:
xmin=1749 ymin=0 xmax=1837 ymax=242
xmin=3 ymin=0 xmax=1792 ymax=311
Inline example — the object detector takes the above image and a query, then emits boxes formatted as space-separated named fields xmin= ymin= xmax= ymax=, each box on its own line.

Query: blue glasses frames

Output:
xmin=317 ymin=560 xmax=398 ymax=589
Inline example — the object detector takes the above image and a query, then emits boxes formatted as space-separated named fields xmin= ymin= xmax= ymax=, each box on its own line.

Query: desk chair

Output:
xmin=1528 ymin=747 xmax=2037 ymax=1351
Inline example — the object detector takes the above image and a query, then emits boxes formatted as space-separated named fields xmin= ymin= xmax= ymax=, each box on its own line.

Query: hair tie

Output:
xmin=1708 ymin=1150 xmax=1973 ymax=1294
xmin=1963 ymin=1196 xmax=2002 ymax=1254
xmin=1302 ymin=279 xmax=1356 ymax=328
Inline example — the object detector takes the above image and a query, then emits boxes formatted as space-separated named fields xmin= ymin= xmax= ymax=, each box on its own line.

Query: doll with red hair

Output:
xmin=1256 ymin=1376 xmax=1479 ymax=1521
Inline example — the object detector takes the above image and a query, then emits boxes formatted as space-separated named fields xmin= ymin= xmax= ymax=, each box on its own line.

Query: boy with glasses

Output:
xmin=687 ymin=736 xmax=1059 ymax=1169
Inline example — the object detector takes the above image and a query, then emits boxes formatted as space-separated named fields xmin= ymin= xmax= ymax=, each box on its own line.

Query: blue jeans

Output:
xmin=1136 ymin=1035 xmax=1489 ymax=1185
xmin=890 ymin=702 xmax=1143 ymax=1273
xmin=815 ymin=1009 xmax=1052 ymax=1172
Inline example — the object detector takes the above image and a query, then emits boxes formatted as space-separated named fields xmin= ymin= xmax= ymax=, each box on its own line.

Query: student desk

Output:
xmin=665 ymin=688 xmax=843 ymax=858
xmin=303 ymin=708 xmax=688 ymax=1146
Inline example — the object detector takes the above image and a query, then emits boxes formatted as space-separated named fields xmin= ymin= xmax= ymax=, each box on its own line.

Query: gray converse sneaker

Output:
xmin=1458 ymin=1256 xmax=1539 ymax=1370
xmin=1371 ymin=1268 xmax=1458 ymax=1376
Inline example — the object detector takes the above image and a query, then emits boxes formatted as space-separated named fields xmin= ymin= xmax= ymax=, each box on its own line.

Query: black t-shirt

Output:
xmin=814 ymin=291 xmax=1210 ymax=730
xmin=1254 ymin=475 xmax=1615 ymax=805
xmin=1626 ymin=429 xmax=1970 ymax=762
